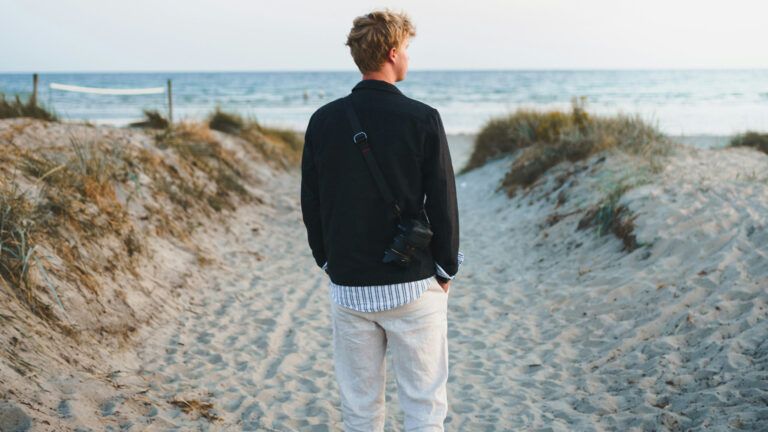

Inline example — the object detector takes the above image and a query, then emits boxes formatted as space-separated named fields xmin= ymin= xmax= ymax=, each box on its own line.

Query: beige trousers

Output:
xmin=330 ymin=276 xmax=450 ymax=431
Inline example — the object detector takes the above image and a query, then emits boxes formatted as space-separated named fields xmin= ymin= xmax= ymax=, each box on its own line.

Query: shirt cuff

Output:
xmin=435 ymin=251 xmax=464 ymax=280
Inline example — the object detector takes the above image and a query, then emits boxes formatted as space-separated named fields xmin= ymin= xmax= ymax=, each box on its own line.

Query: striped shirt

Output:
xmin=326 ymin=251 xmax=464 ymax=312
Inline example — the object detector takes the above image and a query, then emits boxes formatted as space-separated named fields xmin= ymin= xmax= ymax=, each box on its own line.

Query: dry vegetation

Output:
xmin=0 ymin=110 xmax=300 ymax=339
xmin=128 ymin=109 xmax=169 ymax=129
xmin=168 ymin=397 xmax=222 ymax=422
xmin=1 ymin=137 xmax=140 ymax=334
xmin=207 ymin=107 xmax=303 ymax=169
xmin=0 ymin=184 xmax=47 ymax=316
xmin=576 ymin=182 xmax=642 ymax=252
xmin=152 ymin=122 xmax=256 ymax=213
xmin=129 ymin=107 xmax=304 ymax=170
xmin=0 ymin=94 xmax=57 ymax=122
xmin=0 ymin=104 xmax=301 ymax=424
xmin=464 ymin=98 xmax=671 ymax=194
xmin=729 ymin=131 xmax=768 ymax=155
xmin=465 ymin=98 xmax=673 ymax=252
xmin=3 ymin=140 xmax=135 ymax=337
xmin=0 ymin=116 xmax=298 ymax=417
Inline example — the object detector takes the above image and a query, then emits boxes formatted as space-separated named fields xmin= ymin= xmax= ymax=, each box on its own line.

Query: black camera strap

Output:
xmin=344 ymin=94 xmax=404 ymax=222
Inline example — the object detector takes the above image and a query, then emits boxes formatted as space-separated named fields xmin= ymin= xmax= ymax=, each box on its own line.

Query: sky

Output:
xmin=2 ymin=0 xmax=767 ymax=72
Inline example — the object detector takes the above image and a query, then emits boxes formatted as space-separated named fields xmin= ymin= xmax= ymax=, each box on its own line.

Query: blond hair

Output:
xmin=345 ymin=9 xmax=416 ymax=74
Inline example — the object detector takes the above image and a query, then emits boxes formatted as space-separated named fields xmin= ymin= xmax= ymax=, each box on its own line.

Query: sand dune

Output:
xmin=1 ymin=124 xmax=766 ymax=431
xmin=447 ymin=143 xmax=767 ymax=430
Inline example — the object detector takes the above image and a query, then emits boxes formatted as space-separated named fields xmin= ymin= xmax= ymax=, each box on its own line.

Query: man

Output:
xmin=301 ymin=9 xmax=463 ymax=431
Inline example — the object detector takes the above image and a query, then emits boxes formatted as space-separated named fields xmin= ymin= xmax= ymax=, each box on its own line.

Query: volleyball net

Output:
xmin=48 ymin=80 xmax=173 ymax=123
xmin=49 ymin=83 xmax=165 ymax=96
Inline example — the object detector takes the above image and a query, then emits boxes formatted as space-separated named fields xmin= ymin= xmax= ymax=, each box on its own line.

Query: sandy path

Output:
xmin=120 ymin=136 xmax=479 ymax=431
xmin=125 ymin=169 xmax=340 ymax=431
xmin=114 ymin=137 xmax=765 ymax=431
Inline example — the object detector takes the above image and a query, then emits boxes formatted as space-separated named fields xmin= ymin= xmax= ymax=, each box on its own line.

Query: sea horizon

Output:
xmin=2 ymin=69 xmax=767 ymax=137
xmin=4 ymin=67 xmax=768 ymax=73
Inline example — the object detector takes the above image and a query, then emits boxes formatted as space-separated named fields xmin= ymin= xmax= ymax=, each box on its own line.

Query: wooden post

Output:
xmin=167 ymin=79 xmax=173 ymax=125
xmin=32 ymin=73 xmax=39 ymax=106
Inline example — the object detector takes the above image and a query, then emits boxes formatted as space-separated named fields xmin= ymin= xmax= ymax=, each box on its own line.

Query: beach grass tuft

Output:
xmin=12 ymin=136 xmax=142 ymax=305
xmin=463 ymin=108 xmax=579 ymax=172
xmin=0 ymin=181 xmax=63 ymax=323
xmin=23 ymin=137 xmax=129 ymax=227
xmin=0 ymin=184 xmax=38 ymax=304
xmin=0 ymin=94 xmax=57 ymax=121
xmin=577 ymin=183 xmax=640 ymax=252
xmin=129 ymin=109 xmax=169 ymax=129
xmin=208 ymin=107 xmax=245 ymax=135
xmin=168 ymin=397 xmax=222 ymax=422
xmin=729 ymin=131 xmax=768 ymax=155
xmin=155 ymin=122 xmax=251 ymax=212
xmin=208 ymin=107 xmax=303 ymax=168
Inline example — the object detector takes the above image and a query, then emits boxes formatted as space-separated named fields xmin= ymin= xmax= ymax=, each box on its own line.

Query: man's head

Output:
xmin=346 ymin=9 xmax=416 ymax=82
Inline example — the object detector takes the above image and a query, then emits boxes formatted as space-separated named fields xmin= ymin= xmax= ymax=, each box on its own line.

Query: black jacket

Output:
xmin=301 ymin=79 xmax=459 ymax=286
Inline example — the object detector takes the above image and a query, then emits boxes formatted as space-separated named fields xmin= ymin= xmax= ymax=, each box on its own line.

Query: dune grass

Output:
xmin=15 ymin=137 xmax=139 ymax=302
xmin=1 ymin=108 xmax=298 ymax=320
xmin=208 ymin=107 xmax=303 ymax=168
xmin=129 ymin=109 xmax=169 ymax=129
xmin=463 ymin=105 xmax=588 ymax=172
xmin=464 ymin=98 xmax=672 ymax=253
xmin=1 ymin=127 xmax=251 ymax=322
xmin=729 ymin=131 xmax=768 ymax=155
xmin=125 ymin=106 xmax=302 ymax=169
xmin=0 ymin=184 xmax=40 ymax=306
xmin=0 ymin=113 xmax=276 ymax=330
xmin=576 ymin=182 xmax=643 ymax=252
xmin=463 ymin=98 xmax=671 ymax=197
xmin=22 ymin=137 xmax=130 ymax=229
xmin=208 ymin=107 xmax=245 ymax=135
xmin=0 ymin=94 xmax=57 ymax=121
xmin=153 ymin=122 xmax=253 ymax=212
xmin=0 ymin=180 xmax=72 ymax=324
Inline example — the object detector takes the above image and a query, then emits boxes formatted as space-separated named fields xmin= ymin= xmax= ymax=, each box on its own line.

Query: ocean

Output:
xmin=1 ymin=70 xmax=766 ymax=136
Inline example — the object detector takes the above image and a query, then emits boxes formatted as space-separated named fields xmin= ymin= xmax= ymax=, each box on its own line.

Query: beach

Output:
xmin=0 ymin=119 xmax=766 ymax=430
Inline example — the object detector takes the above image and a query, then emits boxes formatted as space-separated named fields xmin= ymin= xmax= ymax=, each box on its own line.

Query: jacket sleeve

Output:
xmin=300 ymin=117 xmax=327 ymax=269
xmin=423 ymin=108 xmax=460 ymax=277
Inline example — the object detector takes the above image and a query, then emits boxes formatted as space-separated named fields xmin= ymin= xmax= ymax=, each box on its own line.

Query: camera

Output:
xmin=382 ymin=217 xmax=433 ymax=267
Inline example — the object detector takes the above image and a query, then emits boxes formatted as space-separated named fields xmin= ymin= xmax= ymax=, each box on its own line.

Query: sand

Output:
xmin=446 ymin=142 xmax=767 ymax=430
xmin=1 ymin=125 xmax=766 ymax=431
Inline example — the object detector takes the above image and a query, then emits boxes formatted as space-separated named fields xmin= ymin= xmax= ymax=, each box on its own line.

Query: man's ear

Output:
xmin=388 ymin=46 xmax=398 ymax=62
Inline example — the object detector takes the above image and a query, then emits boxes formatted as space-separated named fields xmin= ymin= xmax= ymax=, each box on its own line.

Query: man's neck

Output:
xmin=361 ymin=70 xmax=397 ymax=84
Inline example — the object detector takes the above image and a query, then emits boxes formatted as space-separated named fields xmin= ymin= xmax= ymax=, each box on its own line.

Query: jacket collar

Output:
xmin=352 ymin=79 xmax=403 ymax=96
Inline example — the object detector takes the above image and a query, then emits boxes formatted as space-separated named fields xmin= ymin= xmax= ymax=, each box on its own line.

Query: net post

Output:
xmin=32 ymin=73 xmax=39 ymax=106
xmin=167 ymin=79 xmax=173 ymax=126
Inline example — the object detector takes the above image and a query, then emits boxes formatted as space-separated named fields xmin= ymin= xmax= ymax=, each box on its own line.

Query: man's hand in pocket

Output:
xmin=437 ymin=279 xmax=450 ymax=294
